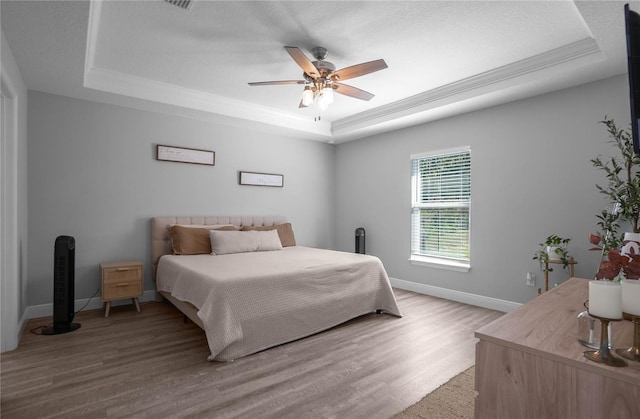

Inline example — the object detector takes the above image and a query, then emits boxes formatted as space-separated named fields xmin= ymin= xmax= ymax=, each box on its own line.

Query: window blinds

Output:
xmin=411 ymin=148 xmax=471 ymax=262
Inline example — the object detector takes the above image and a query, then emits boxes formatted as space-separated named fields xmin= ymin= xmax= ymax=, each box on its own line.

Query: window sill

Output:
xmin=409 ymin=255 xmax=470 ymax=272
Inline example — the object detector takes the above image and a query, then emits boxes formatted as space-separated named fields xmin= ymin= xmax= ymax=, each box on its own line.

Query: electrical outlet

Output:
xmin=526 ymin=272 xmax=536 ymax=287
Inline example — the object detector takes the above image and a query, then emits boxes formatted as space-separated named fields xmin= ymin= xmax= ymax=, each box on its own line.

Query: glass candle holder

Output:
xmin=577 ymin=310 xmax=612 ymax=349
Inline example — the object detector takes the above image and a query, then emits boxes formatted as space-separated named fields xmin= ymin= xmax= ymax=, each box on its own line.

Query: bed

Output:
xmin=152 ymin=216 xmax=401 ymax=361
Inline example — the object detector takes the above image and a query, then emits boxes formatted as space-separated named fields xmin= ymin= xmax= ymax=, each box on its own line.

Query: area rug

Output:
xmin=392 ymin=366 xmax=475 ymax=419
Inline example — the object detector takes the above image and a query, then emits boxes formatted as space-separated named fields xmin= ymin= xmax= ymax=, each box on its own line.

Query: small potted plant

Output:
xmin=533 ymin=235 xmax=572 ymax=272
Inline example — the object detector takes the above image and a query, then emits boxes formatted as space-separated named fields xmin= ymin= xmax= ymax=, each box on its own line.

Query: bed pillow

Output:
xmin=169 ymin=225 xmax=238 ymax=255
xmin=240 ymin=223 xmax=296 ymax=247
xmin=209 ymin=229 xmax=283 ymax=255
xmin=170 ymin=224 xmax=236 ymax=229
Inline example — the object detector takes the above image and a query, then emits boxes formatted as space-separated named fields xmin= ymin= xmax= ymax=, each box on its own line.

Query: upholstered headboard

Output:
xmin=151 ymin=215 xmax=287 ymax=278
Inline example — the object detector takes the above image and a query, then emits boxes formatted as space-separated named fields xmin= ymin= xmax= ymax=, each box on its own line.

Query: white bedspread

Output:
xmin=156 ymin=246 xmax=401 ymax=361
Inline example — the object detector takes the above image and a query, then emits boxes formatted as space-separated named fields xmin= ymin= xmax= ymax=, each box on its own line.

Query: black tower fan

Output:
xmin=43 ymin=236 xmax=80 ymax=335
xmin=355 ymin=227 xmax=365 ymax=254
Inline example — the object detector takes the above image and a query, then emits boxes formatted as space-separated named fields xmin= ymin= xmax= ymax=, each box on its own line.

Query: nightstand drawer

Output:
xmin=100 ymin=261 xmax=144 ymax=314
xmin=102 ymin=280 xmax=142 ymax=301
xmin=102 ymin=266 xmax=142 ymax=284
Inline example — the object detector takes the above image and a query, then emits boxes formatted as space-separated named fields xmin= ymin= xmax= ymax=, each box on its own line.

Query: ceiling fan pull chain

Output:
xmin=314 ymin=99 xmax=321 ymax=122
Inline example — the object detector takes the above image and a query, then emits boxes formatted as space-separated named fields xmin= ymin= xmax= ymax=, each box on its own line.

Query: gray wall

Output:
xmin=1 ymin=27 xmax=28 ymax=351
xmin=27 ymin=91 xmax=336 ymax=306
xmin=334 ymin=75 xmax=630 ymax=304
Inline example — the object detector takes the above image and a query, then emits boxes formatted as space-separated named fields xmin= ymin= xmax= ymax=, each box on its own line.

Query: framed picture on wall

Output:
xmin=239 ymin=171 xmax=284 ymax=187
xmin=156 ymin=145 xmax=215 ymax=166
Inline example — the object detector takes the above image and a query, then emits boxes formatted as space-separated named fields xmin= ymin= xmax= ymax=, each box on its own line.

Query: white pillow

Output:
xmin=209 ymin=229 xmax=283 ymax=255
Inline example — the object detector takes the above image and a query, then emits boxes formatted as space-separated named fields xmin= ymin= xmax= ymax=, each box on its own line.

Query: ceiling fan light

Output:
xmin=322 ymin=85 xmax=334 ymax=104
xmin=318 ymin=93 xmax=329 ymax=111
xmin=302 ymin=86 xmax=314 ymax=107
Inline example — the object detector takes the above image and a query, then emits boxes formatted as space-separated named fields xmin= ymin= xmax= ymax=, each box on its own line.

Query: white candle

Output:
xmin=588 ymin=280 xmax=623 ymax=319
xmin=621 ymin=280 xmax=640 ymax=316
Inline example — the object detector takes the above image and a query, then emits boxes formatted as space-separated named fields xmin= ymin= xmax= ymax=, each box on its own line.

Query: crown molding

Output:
xmin=83 ymin=67 xmax=332 ymax=137
xmin=332 ymin=37 xmax=603 ymax=136
xmin=83 ymin=0 xmax=102 ymax=79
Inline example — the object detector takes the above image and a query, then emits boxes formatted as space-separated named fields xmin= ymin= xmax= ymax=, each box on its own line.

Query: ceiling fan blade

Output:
xmin=284 ymin=46 xmax=319 ymax=78
xmin=333 ymin=83 xmax=375 ymax=101
xmin=248 ymin=80 xmax=306 ymax=86
xmin=330 ymin=59 xmax=388 ymax=82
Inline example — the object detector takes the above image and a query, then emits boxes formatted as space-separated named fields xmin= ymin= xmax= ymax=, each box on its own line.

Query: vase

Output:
xmin=621 ymin=232 xmax=640 ymax=258
xmin=546 ymin=246 xmax=561 ymax=262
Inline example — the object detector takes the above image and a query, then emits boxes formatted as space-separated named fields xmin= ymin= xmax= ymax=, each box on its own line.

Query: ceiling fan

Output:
xmin=248 ymin=46 xmax=388 ymax=113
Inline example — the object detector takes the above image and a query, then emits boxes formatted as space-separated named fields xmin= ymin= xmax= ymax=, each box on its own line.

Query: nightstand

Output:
xmin=100 ymin=261 xmax=143 ymax=317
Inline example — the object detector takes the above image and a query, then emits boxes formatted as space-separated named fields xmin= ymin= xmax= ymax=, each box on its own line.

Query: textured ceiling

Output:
xmin=1 ymin=1 xmax=636 ymax=142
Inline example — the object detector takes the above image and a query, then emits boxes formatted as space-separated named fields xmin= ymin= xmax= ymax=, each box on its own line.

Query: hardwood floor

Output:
xmin=1 ymin=289 xmax=503 ymax=419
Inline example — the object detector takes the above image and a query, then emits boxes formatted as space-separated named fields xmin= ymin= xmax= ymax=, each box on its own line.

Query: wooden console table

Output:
xmin=475 ymin=278 xmax=640 ymax=419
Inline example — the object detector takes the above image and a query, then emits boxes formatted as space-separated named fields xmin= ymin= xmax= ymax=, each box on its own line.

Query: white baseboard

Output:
xmin=21 ymin=290 xmax=160 ymax=322
xmin=18 ymin=280 xmax=519 ymax=324
xmin=390 ymin=277 xmax=521 ymax=313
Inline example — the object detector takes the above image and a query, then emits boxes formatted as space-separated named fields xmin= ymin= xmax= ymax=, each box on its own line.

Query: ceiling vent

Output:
xmin=164 ymin=0 xmax=193 ymax=11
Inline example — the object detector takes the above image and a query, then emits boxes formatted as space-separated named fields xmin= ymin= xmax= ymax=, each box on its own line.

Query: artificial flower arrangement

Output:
xmin=590 ymin=233 xmax=640 ymax=280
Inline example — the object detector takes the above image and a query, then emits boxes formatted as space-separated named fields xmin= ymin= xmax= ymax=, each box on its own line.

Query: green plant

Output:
xmin=590 ymin=205 xmax=623 ymax=253
xmin=591 ymin=117 xmax=640 ymax=242
xmin=532 ymin=235 xmax=571 ymax=272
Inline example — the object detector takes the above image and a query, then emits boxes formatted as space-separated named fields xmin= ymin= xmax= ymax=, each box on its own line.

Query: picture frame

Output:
xmin=156 ymin=145 xmax=215 ymax=166
xmin=239 ymin=171 xmax=284 ymax=187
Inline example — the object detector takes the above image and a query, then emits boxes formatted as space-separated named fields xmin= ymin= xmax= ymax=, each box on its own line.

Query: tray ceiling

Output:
xmin=1 ymin=1 xmax=635 ymax=142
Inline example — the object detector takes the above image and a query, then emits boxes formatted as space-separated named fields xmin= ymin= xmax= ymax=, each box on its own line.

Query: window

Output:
xmin=410 ymin=147 xmax=471 ymax=271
